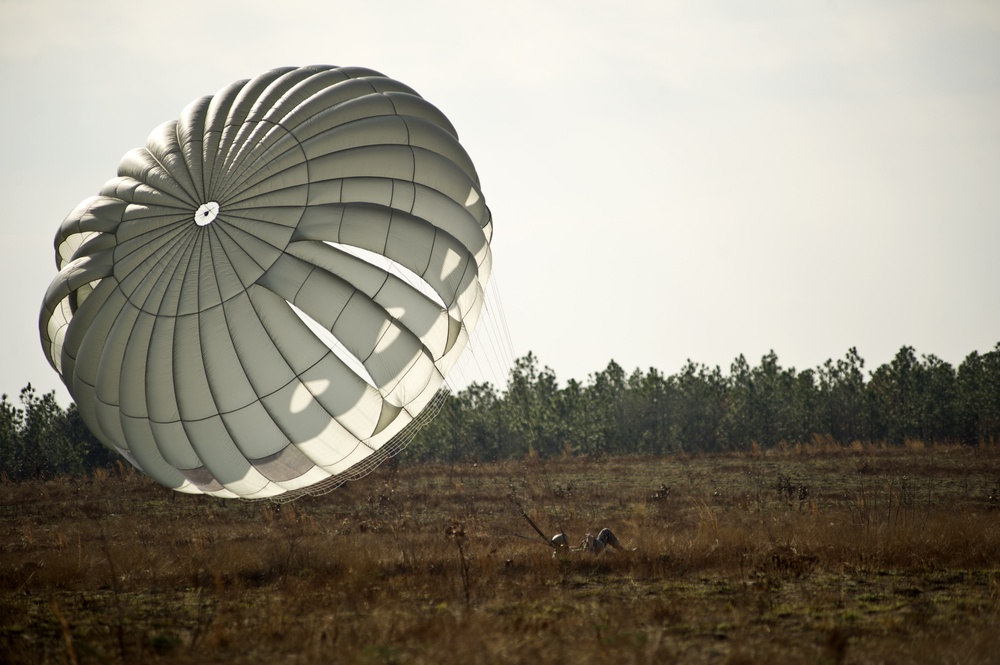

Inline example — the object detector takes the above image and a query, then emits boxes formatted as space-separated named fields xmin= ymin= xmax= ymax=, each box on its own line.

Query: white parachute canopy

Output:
xmin=39 ymin=65 xmax=495 ymax=499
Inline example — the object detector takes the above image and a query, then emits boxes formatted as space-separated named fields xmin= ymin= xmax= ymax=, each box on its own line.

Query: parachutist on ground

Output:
xmin=550 ymin=527 xmax=623 ymax=555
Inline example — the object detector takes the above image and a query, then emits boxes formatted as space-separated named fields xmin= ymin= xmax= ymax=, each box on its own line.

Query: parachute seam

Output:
xmin=57 ymin=275 xmax=119 ymax=386
xmin=132 ymin=224 xmax=204 ymax=440
xmin=214 ymin=118 xmax=293 ymax=202
xmin=370 ymin=209 xmax=393 ymax=302
xmin=115 ymin=219 xmax=200 ymax=316
xmin=219 ymin=109 xmax=428 ymax=201
xmin=296 ymin=241 xmax=443 ymax=380
xmin=171 ymin=120 xmax=202 ymax=206
xmin=213 ymin=69 xmax=294 ymax=188
xmin=448 ymin=248 xmax=475 ymax=312
xmin=112 ymin=215 xmax=193 ymax=270
xmin=291 ymin=264 xmax=317 ymax=303
xmin=124 ymin=146 xmax=199 ymax=209
xmin=141 ymin=229 xmax=206 ymax=456
xmin=209 ymin=213 xmax=278 ymax=277
xmin=181 ymin=97 xmax=211 ymax=203
xmin=220 ymin=122 xmax=312 ymax=249
xmin=198 ymin=229 xmax=288 ymax=449
xmin=242 ymin=284 xmax=377 ymax=451
xmin=419 ymin=227 xmax=437 ymax=282
xmin=323 ymin=288 xmax=381 ymax=390
xmin=192 ymin=225 xmax=254 ymax=457
xmin=79 ymin=283 xmax=133 ymax=419
xmin=173 ymin=227 xmax=235 ymax=471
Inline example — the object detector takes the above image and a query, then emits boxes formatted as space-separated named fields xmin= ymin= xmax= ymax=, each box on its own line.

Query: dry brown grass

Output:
xmin=2 ymin=442 xmax=999 ymax=664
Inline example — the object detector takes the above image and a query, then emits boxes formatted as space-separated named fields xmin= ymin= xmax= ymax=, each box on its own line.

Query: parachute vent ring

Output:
xmin=195 ymin=202 xmax=220 ymax=226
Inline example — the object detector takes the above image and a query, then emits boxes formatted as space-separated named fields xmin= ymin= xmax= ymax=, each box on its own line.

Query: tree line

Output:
xmin=3 ymin=343 xmax=1000 ymax=480
xmin=406 ymin=344 xmax=1000 ymax=462
xmin=0 ymin=385 xmax=118 ymax=481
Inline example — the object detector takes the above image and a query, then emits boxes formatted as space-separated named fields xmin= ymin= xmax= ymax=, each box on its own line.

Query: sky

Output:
xmin=2 ymin=0 xmax=999 ymax=406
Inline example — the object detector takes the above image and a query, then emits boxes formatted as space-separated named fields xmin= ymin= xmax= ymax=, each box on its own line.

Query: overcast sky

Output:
xmin=2 ymin=0 xmax=999 ymax=406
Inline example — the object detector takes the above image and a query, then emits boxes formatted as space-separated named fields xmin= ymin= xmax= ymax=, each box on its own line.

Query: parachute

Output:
xmin=39 ymin=65 xmax=494 ymax=499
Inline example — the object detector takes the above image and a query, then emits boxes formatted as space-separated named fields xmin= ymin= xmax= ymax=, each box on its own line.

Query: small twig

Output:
xmin=521 ymin=512 xmax=557 ymax=548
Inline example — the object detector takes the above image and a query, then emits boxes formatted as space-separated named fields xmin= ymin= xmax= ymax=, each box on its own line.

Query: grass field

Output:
xmin=2 ymin=440 xmax=999 ymax=664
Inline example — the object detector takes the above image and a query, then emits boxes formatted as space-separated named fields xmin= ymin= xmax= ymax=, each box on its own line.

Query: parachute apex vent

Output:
xmin=195 ymin=202 xmax=220 ymax=226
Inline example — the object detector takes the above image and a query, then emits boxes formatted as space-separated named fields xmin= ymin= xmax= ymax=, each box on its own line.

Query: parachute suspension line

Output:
xmin=444 ymin=324 xmax=477 ymax=391
xmin=484 ymin=270 xmax=517 ymax=388
xmin=474 ymin=269 xmax=516 ymax=392
xmin=467 ymin=293 xmax=508 ymax=392
xmin=444 ymin=265 xmax=516 ymax=395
